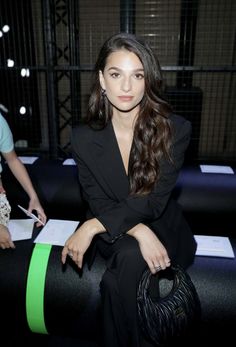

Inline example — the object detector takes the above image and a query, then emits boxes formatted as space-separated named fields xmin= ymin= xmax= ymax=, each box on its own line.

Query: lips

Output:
xmin=118 ymin=96 xmax=134 ymax=101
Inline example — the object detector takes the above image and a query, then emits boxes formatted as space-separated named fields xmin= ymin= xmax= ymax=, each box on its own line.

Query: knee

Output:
xmin=100 ymin=269 xmax=119 ymax=297
xmin=100 ymin=237 xmax=147 ymax=294
xmin=116 ymin=237 xmax=145 ymax=270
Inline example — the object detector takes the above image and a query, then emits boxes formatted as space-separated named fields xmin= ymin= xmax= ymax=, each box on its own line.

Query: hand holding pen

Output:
xmin=18 ymin=205 xmax=45 ymax=226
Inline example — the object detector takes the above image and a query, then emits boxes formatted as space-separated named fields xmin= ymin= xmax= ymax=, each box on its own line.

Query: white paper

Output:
xmin=18 ymin=156 xmax=38 ymax=164
xmin=194 ymin=235 xmax=235 ymax=258
xmin=200 ymin=165 xmax=234 ymax=174
xmin=34 ymin=219 xmax=80 ymax=246
xmin=8 ymin=219 xmax=35 ymax=241
xmin=63 ymin=158 xmax=76 ymax=166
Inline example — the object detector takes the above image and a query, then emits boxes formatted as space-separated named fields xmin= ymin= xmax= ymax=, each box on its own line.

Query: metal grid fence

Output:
xmin=0 ymin=0 xmax=235 ymax=162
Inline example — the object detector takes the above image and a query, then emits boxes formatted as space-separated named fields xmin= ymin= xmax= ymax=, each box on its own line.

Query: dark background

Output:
xmin=0 ymin=0 xmax=235 ymax=163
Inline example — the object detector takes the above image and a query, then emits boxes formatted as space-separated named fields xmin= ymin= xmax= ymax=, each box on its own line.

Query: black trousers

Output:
xmin=96 ymin=235 xmax=155 ymax=347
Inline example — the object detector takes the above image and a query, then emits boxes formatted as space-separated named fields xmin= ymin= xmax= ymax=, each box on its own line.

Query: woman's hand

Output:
xmin=28 ymin=196 xmax=47 ymax=226
xmin=3 ymin=151 xmax=47 ymax=226
xmin=127 ymin=223 xmax=171 ymax=274
xmin=61 ymin=218 xmax=105 ymax=268
xmin=0 ymin=224 xmax=15 ymax=249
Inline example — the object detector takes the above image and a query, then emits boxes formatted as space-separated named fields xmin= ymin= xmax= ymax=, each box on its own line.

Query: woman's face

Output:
xmin=99 ymin=49 xmax=145 ymax=113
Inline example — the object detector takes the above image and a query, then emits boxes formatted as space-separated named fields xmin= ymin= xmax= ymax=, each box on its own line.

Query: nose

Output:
xmin=121 ymin=76 xmax=131 ymax=92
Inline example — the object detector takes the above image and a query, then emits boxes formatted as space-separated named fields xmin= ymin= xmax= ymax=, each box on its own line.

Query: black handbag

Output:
xmin=137 ymin=265 xmax=201 ymax=346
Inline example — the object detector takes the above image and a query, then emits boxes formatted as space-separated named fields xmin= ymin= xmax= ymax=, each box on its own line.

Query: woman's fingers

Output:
xmin=61 ymin=245 xmax=68 ymax=264
xmin=61 ymin=243 xmax=84 ymax=269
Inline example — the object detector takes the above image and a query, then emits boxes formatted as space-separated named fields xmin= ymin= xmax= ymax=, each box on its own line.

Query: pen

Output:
xmin=17 ymin=205 xmax=45 ymax=226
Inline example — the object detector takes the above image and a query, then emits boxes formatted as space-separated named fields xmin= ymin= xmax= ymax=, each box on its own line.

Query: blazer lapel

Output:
xmin=89 ymin=122 xmax=130 ymax=201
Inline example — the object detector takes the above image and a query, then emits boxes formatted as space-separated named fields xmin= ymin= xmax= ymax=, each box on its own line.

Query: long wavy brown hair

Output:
xmin=86 ymin=33 xmax=173 ymax=195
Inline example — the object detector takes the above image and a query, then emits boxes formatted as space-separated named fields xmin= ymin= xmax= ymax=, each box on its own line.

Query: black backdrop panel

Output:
xmin=165 ymin=86 xmax=203 ymax=162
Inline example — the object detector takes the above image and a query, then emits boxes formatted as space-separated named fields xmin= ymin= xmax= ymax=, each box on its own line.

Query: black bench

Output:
xmin=1 ymin=160 xmax=236 ymax=346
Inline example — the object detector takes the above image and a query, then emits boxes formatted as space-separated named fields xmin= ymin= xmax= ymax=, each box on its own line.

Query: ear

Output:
xmin=99 ymin=70 xmax=106 ymax=90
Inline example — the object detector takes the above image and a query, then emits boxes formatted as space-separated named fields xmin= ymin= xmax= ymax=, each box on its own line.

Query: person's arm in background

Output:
xmin=0 ymin=112 xmax=46 ymax=249
xmin=0 ymin=184 xmax=15 ymax=249
xmin=2 ymin=150 xmax=47 ymax=226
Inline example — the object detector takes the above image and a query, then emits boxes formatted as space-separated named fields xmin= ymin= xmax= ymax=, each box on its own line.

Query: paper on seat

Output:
xmin=34 ymin=219 xmax=80 ymax=246
xmin=8 ymin=219 xmax=35 ymax=241
xmin=194 ymin=235 xmax=235 ymax=258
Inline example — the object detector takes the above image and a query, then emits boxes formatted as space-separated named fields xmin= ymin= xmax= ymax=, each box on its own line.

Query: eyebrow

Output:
xmin=107 ymin=67 xmax=144 ymax=72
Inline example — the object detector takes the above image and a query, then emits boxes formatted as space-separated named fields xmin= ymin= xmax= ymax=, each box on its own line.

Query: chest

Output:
xmin=115 ymin=136 xmax=133 ymax=175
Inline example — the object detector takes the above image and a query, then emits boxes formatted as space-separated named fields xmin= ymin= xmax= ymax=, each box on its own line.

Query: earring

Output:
xmin=102 ymin=89 xmax=106 ymax=96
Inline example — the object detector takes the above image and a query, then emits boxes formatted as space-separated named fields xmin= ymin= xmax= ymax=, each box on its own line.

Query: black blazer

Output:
xmin=71 ymin=113 xmax=196 ymax=268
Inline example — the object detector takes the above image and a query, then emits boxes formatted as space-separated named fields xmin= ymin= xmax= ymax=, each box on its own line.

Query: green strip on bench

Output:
xmin=26 ymin=243 xmax=52 ymax=334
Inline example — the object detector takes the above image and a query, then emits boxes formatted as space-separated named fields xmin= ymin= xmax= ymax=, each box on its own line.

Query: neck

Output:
xmin=112 ymin=108 xmax=138 ymax=132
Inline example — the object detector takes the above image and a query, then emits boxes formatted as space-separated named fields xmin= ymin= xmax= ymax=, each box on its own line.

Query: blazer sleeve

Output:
xmin=73 ymin=152 xmax=119 ymax=216
xmin=72 ymin=119 xmax=191 ymax=243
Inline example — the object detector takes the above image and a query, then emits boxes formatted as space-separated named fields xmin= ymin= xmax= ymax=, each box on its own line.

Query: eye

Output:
xmin=134 ymin=73 xmax=144 ymax=80
xmin=110 ymin=72 xmax=120 ymax=78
